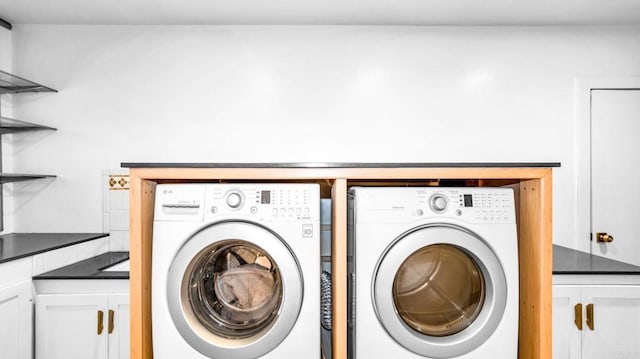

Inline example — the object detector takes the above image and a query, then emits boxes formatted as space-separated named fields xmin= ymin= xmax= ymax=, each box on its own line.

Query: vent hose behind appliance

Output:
xmin=321 ymin=270 xmax=332 ymax=330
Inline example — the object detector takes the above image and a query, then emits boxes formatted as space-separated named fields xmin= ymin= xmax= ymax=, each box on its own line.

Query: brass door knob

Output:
xmin=596 ymin=232 xmax=614 ymax=243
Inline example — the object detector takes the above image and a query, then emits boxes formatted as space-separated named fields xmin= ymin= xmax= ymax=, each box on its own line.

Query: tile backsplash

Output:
xmin=108 ymin=174 xmax=130 ymax=190
xmin=103 ymin=170 xmax=130 ymax=251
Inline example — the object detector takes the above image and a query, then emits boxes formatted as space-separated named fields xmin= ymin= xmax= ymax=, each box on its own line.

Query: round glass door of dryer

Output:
xmin=167 ymin=220 xmax=303 ymax=359
xmin=373 ymin=224 xmax=507 ymax=358
xmin=392 ymin=244 xmax=485 ymax=337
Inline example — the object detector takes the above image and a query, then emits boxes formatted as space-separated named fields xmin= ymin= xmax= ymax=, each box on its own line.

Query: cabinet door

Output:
xmin=552 ymin=285 xmax=582 ymax=359
xmin=108 ymin=293 xmax=130 ymax=359
xmin=582 ymin=286 xmax=640 ymax=359
xmin=36 ymin=294 xmax=109 ymax=359
xmin=0 ymin=281 xmax=33 ymax=359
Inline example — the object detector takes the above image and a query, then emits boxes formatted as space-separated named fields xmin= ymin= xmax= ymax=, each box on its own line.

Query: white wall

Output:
xmin=0 ymin=27 xmax=11 ymax=68
xmin=7 ymin=25 xmax=640 ymax=249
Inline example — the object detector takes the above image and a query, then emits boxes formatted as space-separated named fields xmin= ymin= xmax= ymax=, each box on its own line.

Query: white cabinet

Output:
xmin=0 ymin=281 xmax=33 ymax=359
xmin=0 ymin=237 xmax=110 ymax=359
xmin=553 ymin=285 xmax=582 ymax=359
xmin=553 ymin=275 xmax=640 ymax=359
xmin=0 ymin=257 xmax=34 ymax=359
xmin=35 ymin=280 xmax=129 ymax=359
xmin=108 ymin=294 xmax=130 ymax=359
xmin=582 ymin=286 xmax=640 ymax=359
xmin=36 ymin=294 xmax=109 ymax=359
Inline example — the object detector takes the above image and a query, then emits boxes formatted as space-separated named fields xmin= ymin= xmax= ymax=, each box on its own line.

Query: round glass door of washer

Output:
xmin=373 ymin=224 xmax=507 ymax=358
xmin=187 ymin=241 xmax=282 ymax=338
xmin=167 ymin=221 xmax=303 ymax=359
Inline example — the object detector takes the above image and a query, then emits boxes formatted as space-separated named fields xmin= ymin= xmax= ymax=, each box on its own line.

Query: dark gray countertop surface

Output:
xmin=0 ymin=233 xmax=110 ymax=264
xmin=121 ymin=162 xmax=561 ymax=168
xmin=33 ymin=251 xmax=129 ymax=280
xmin=553 ymin=244 xmax=640 ymax=274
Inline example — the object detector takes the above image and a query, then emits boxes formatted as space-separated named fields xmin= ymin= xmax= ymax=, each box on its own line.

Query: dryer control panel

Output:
xmin=448 ymin=190 xmax=515 ymax=223
xmin=350 ymin=187 xmax=515 ymax=224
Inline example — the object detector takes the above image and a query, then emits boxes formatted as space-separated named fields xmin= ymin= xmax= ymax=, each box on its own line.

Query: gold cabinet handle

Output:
xmin=574 ymin=303 xmax=583 ymax=330
xmin=597 ymin=232 xmax=614 ymax=243
xmin=97 ymin=310 xmax=104 ymax=335
xmin=586 ymin=303 xmax=594 ymax=330
xmin=108 ymin=310 xmax=115 ymax=334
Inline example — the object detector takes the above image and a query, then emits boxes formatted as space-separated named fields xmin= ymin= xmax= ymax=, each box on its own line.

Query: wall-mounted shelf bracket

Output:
xmin=0 ymin=173 xmax=57 ymax=184
xmin=0 ymin=70 xmax=57 ymax=94
xmin=0 ymin=18 xmax=11 ymax=31
xmin=0 ymin=68 xmax=58 ymax=232
xmin=0 ymin=117 xmax=57 ymax=134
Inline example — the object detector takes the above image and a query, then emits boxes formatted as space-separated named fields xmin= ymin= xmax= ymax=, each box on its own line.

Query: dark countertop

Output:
xmin=33 ymin=251 xmax=129 ymax=280
xmin=121 ymin=162 xmax=561 ymax=168
xmin=0 ymin=233 xmax=110 ymax=264
xmin=553 ymin=244 xmax=640 ymax=275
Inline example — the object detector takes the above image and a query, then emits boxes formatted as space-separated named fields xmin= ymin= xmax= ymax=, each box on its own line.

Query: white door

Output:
xmin=0 ymin=281 xmax=33 ymax=359
xmin=582 ymin=286 xmax=640 ymax=359
xmin=36 ymin=294 xmax=109 ymax=359
xmin=108 ymin=294 xmax=130 ymax=359
xmin=591 ymin=89 xmax=640 ymax=265
xmin=552 ymin=285 xmax=582 ymax=359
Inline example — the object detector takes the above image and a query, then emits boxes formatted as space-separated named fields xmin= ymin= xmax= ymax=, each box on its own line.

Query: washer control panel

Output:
xmin=205 ymin=184 xmax=319 ymax=221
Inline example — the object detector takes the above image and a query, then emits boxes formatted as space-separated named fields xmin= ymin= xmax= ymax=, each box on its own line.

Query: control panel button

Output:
xmin=302 ymin=224 xmax=313 ymax=238
xmin=226 ymin=192 xmax=243 ymax=209
xmin=430 ymin=194 xmax=448 ymax=213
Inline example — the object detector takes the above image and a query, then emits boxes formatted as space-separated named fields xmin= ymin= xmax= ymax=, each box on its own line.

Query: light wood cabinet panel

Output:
xmin=127 ymin=165 xmax=555 ymax=359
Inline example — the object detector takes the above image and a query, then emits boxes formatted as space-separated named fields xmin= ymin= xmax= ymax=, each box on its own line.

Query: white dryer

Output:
xmin=152 ymin=183 xmax=320 ymax=359
xmin=349 ymin=187 xmax=518 ymax=359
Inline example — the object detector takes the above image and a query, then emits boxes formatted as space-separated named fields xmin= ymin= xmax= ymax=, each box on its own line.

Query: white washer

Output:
xmin=152 ymin=183 xmax=320 ymax=359
xmin=349 ymin=187 xmax=518 ymax=359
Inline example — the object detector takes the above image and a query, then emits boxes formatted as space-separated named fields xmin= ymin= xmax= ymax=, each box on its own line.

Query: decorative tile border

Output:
xmin=108 ymin=175 xmax=130 ymax=190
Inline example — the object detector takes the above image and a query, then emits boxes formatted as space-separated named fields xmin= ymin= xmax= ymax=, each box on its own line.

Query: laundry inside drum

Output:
xmin=185 ymin=240 xmax=283 ymax=339
xmin=392 ymin=244 xmax=485 ymax=337
xmin=214 ymin=265 xmax=278 ymax=321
